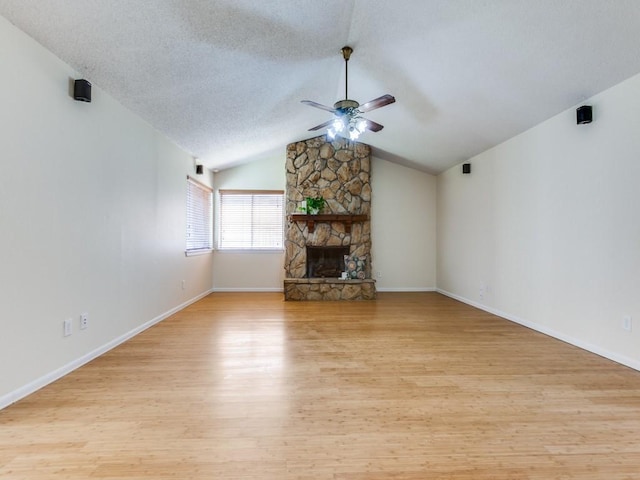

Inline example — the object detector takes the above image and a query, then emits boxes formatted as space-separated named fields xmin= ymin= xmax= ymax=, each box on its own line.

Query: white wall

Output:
xmin=371 ymin=158 xmax=437 ymax=291
xmin=0 ymin=16 xmax=213 ymax=406
xmin=437 ymin=72 xmax=640 ymax=370
xmin=211 ymin=154 xmax=438 ymax=292
xmin=212 ymin=156 xmax=286 ymax=291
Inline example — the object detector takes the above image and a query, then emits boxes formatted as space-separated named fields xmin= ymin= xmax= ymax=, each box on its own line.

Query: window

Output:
xmin=218 ymin=190 xmax=284 ymax=250
xmin=186 ymin=176 xmax=213 ymax=255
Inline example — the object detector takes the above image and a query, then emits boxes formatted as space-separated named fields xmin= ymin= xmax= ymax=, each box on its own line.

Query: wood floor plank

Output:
xmin=1 ymin=292 xmax=639 ymax=479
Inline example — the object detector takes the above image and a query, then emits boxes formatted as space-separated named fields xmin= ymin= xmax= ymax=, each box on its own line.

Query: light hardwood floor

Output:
xmin=1 ymin=292 xmax=639 ymax=479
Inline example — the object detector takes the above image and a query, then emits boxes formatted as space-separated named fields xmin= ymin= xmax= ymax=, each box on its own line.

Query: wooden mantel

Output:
xmin=288 ymin=214 xmax=368 ymax=233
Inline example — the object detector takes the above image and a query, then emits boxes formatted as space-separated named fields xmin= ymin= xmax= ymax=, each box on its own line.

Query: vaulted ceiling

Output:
xmin=2 ymin=1 xmax=640 ymax=173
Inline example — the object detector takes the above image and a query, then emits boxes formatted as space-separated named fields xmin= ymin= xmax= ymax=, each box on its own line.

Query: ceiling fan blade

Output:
xmin=358 ymin=94 xmax=396 ymax=113
xmin=301 ymin=100 xmax=337 ymax=113
xmin=363 ymin=118 xmax=384 ymax=132
xmin=308 ymin=119 xmax=336 ymax=131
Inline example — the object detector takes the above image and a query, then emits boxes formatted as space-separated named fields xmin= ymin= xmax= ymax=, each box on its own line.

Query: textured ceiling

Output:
xmin=2 ymin=0 xmax=640 ymax=173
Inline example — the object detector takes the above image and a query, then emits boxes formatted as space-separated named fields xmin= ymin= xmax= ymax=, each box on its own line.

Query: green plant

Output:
xmin=299 ymin=196 xmax=326 ymax=214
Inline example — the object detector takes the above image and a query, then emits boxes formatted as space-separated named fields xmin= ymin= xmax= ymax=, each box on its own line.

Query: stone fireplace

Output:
xmin=284 ymin=135 xmax=375 ymax=300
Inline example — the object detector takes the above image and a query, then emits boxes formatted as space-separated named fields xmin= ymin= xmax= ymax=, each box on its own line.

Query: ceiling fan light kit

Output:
xmin=302 ymin=46 xmax=395 ymax=141
xmin=328 ymin=115 xmax=367 ymax=141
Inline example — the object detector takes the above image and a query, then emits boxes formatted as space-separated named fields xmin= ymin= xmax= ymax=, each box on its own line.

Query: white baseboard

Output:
xmin=0 ymin=289 xmax=213 ymax=411
xmin=211 ymin=287 xmax=284 ymax=292
xmin=377 ymin=287 xmax=436 ymax=292
xmin=210 ymin=287 xmax=435 ymax=293
xmin=437 ymin=288 xmax=640 ymax=372
xmin=211 ymin=287 xmax=436 ymax=293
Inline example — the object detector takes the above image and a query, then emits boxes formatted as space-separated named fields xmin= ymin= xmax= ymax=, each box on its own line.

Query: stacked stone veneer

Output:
xmin=284 ymin=135 xmax=375 ymax=300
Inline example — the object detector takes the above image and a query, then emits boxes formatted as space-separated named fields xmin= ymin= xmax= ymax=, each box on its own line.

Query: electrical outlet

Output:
xmin=80 ymin=312 xmax=88 ymax=330
xmin=376 ymin=271 xmax=381 ymax=279
xmin=63 ymin=318 xmax=72 ymax=337
xmin=622 ymin=315 xmax=632 ymax=332
xmin=181 ymin=280 xmax=186 ymax=290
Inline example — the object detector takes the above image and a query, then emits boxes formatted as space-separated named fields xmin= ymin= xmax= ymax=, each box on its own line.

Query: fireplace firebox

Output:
xmin=306 ymin=246 xmax=350 ymax=278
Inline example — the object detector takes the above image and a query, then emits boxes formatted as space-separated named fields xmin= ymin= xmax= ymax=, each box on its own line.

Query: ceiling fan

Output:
xmin=301 ymin=46 xmax=395 ymax=141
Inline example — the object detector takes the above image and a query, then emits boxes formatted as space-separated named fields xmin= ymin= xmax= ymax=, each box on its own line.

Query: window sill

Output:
xmin=185 ymin=248 xmax=214 ymax=257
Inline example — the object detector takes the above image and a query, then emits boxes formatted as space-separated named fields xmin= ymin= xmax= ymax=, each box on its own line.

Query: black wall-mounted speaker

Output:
xmin=462 ymin=163 xmax=471 ymax=174
xmin=73 ymin=79 xmax=91 ymax=102
xmin=195 ymin=165 xmax=204 ymax=175
xmin=577 ymin=105 xmax=592 ymax=124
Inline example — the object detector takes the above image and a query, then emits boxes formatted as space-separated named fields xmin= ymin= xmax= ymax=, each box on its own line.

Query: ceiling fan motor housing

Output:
xmin=334 ymin=99 xmax=360 ymax=115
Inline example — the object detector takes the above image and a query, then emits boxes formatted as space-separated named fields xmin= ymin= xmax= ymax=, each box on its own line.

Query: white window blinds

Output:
xmin=218 ymin=190 xmax=284 ymax=250
xmin=186 ymin=177 xmax=213 ymax=253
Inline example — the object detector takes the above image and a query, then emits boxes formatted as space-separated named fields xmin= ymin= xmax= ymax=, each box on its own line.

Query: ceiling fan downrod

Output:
xmin=334 ymin=46 xmax=359 ymax=114
xmin=342 ymin=46 xmax=352 ymax=100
